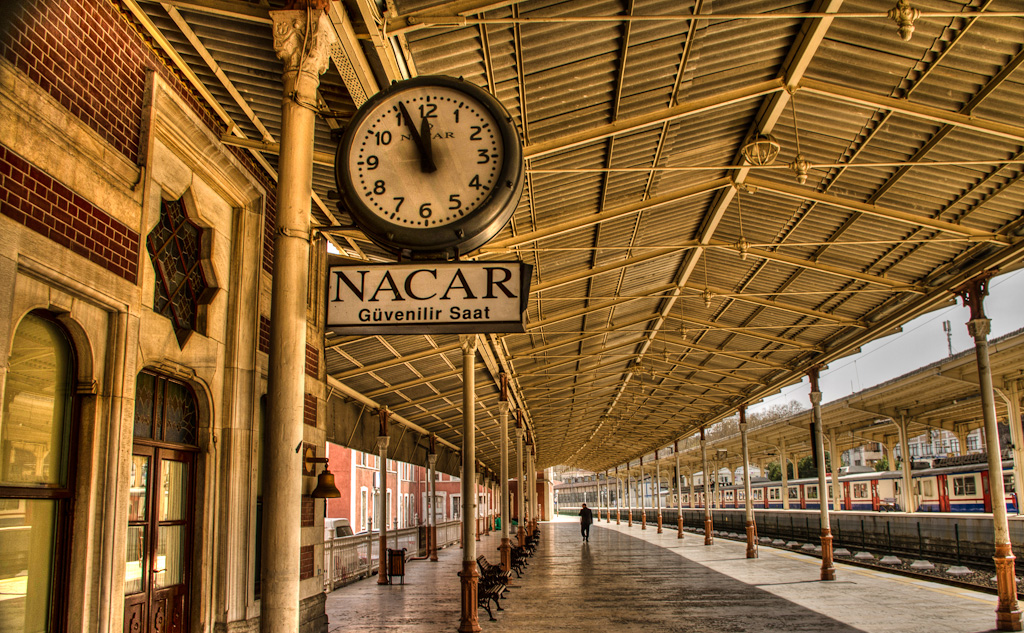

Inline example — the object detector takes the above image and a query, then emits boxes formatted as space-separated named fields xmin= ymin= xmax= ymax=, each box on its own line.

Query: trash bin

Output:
xmin=387 ymin=548 xmax=407 ymax=585
xmin=495 ymin=516 xmax=501 ymax=530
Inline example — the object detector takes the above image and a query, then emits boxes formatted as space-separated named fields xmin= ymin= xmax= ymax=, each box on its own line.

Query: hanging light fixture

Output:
xmin=740 ymin=133 xmax=781 ymax=166
xmin=789 ymin=92 xmax=810 ymax=185
xmin=701 ymin=254 xmax=714 ymax=309
xmin=734 ymin=188 xmax=749 ymax=260
xmin=888 ymin=0 xmax=920 ymax=41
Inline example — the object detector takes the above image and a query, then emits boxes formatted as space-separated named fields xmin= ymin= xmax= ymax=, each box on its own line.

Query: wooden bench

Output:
xmin=509 ymin=546 xmax=528 ymax=577
xmin=475 ymin=556 xmax=507 ymax=621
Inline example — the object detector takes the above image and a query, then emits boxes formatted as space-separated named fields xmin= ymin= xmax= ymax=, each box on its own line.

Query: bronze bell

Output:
xmin=311 ymin=468 xmax=341 ymax=499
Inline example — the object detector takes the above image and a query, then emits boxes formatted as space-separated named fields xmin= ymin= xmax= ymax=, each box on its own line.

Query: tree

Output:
xmin=873 ymin=456 xmax=889 ymax=472
xmin=765 ymin=460 xmax=795 ymax=481
xmin=797 ymin=452 xmax=831 ymax=479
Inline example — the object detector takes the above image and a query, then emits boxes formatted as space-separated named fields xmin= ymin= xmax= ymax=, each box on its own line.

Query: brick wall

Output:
xmin=303 ymin=393 xmax=318 ymax=427
xmin=299 ymin=545 xmax=314 ymax=580
xmin=301 ymin=496 xmax=314 ymax=528
xmin=305 ymin=343 xmax=319 ymax=378
xmin=0 ymin=144 xmax=140 ymax=283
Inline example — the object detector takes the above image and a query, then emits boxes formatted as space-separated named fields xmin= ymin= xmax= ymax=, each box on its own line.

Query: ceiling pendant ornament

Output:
xmin=789 ymin=92 xmax=810 ymax=185
xmin=740 ymin=133 xmax=781 ymax=166
xmin=888 ymin=0 xmax=921 ymax=42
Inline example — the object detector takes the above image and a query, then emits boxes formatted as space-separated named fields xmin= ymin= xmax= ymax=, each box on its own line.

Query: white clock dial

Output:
xmin=346 ymin=85 xmax=504 ymax=228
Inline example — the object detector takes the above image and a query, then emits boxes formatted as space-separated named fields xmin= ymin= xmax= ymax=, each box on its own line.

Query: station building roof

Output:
xmin=127 ymin=0 xmax=1024 ymax=474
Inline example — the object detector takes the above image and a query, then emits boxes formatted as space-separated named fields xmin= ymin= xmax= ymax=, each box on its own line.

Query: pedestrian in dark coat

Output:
xmin=579 ymin=503 xmax=593 ymax=542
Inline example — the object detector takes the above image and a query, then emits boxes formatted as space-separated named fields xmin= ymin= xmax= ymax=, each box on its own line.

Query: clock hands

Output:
xmin=397 ymin=101 xmax=437 ymax=174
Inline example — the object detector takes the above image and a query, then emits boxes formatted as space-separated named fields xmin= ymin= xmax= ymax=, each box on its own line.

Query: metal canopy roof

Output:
xmin=128 ymin=0 xmax=1024 ymax=475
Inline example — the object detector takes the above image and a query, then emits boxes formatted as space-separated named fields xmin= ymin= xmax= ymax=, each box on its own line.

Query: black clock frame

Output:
xmin=334 ymin=75 xmax=525 ymax=259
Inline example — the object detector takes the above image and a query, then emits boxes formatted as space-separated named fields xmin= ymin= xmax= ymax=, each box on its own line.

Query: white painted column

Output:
xmin=499 ymin=398 xmax=511 ymax=570
xmin=428 ymin=452 xmax=438 ymax=561
xmin=896 ymin=416 xmax=914 ymax=512
xmin=999 ymin=382 xmax=1023 ymax=515
xmin=262 ymin=10 xmax=330 ymax=632
xmin=458 ymin=336 xmax=479 ymax=632
xmin=740 ymin=407 xmax=756 ymax=558
xmin=655 ymin=461 xmax=663 ymax=533
xmin=809 ymin=368 xmax=835 ymax=580
xmin=701 ymin=429 xmax=712 ymax=545
xmin=626 ymin=473 xmax=633 ymax=526
xmin=675 ymin=451 xmax=683 ymax=538
xmin=515 ymin=423 xmax=524 ymax=545
xmin=965 ymin=306 xmax=1020 ymax=630
xmin=780 ymin=438 xmax=790 ymax=510
xmin=376 ymin=433 xmax=390 ymax=584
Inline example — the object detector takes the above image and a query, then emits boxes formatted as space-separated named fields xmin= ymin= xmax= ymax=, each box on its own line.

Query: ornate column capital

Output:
xmin=968 ymin=317 xmax=992 ymax=340
xmin=460 ymin=334 xmax=478 ymax=354
xmin=428 ymin=453 xmax=438 ymax=468
xmin=809 ymin=390 xmax=822 ymax=405
xmin=271 ymin=10 xmax=332 ymax=80
xmin=376 ymin=435 xmax=391 ymax=452
xmin=500 ymin=401 xmax=510 ymax=415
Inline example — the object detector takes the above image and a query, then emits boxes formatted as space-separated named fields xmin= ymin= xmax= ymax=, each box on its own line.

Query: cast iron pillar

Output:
xmin=376 ymin=410 xmax=390 ymax=585
xmin=701 ymin=428 xmax=713 ymax=545
xmin=740 ymin=407 xmax=757 ymax=558
xmin=655 ymin=460 xmax=663 ymax=533
xmin=626 ymin=473 xmax=633 ymax=527
xmin=515 ymin=417 xmax=525 ymax=547
xmin=675 ymin=445 xmax=684 ymax=539
xmin=458 ymin=336 xmax=480 ymax=633
xmin=808 ymin=367 xmax=835 ymax=581
xmin=640 ymin=460 xmax=647 ymax=530
xmin=428 ymin=448 xmax=438 ymax=562
xmin=957 ymin=275 xmax=1022 ymax=631
xmin=262 ymin=7 xmax=330 ymax=632
xmin=499 ymin=380 xmax=511 ymax=572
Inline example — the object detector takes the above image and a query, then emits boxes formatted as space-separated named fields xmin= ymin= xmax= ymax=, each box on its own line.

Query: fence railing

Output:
xmin=323 ymin=520 xmax=463 ymax=591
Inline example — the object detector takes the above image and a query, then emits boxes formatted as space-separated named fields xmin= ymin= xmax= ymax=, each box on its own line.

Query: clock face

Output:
xmin=336 ymin=76 xmax=524 ymax=258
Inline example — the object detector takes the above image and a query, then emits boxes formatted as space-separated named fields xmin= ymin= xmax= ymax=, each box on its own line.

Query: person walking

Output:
xmin=579 ymin=503 xmax=593 ymax=542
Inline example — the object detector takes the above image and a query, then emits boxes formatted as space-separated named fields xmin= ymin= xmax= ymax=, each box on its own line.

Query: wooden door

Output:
xmin=124 ymin=447 xmax=193 ymax=633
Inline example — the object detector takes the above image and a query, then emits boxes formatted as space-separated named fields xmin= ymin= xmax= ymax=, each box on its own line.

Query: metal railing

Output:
xmin=323 ymin=520 xmax=463 ymax=591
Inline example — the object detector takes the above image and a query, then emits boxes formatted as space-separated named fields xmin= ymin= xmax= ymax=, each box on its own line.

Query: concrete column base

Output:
xmin=677 ymin=517 xmax=684 ymax=539
xmin=657 ymin=512 xmax=663 ymax=533
xmin=517 ymin=524 xmax=526 ymax=547
xmin=820 ymin=529 xmax=836 ymax=581
xmin=616 ymin=509 xmax=620 ymax=525
xmin=430 ymin=525 xmax=439 ymax=561
xmin=995 ymin=543 xmax=1023 ymax=631
xmin=704 ymin=518 xmax=713 ymax=545
xmin=745 ymin=520 xmax=757 ymax=558
xmin=627 ymin=512 xmax=632 ymax=527
xmin=606 ymin=510 xmax=610 ymax=524
xmin=458 ymin=561 xmax=481 ymax=633
xmin=641 ymin=513 xmax=647 ymax=529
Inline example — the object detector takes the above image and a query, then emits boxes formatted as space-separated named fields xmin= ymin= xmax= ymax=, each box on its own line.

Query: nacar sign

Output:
xmin=326 ymin=261 xmax=532 ymax=334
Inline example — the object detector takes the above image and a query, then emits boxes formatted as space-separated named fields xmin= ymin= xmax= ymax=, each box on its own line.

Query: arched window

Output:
xmin=0 ymin=312 xmax=76 ymax=633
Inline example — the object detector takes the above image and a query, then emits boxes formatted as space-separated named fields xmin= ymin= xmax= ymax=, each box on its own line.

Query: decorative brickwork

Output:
xmin=305 ymin=343 xmax=319 ymax=378
xmin=1 ymin=0 xmax=149 ymax=162
xmin=299 ymin=545 xmax=314 ymax=580
xmin=0 ymin=144 xmax=140 ymax=283
xmin=303 ymin=393 xmax=317 ymax=427
xmin=301 ymin=496 xmax=314 ymax=527
xmin=258 ymin=316 xmax=271 ymax=354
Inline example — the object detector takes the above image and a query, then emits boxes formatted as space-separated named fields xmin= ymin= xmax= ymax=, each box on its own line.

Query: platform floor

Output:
xmin=325 ymin=516 xmax=1002 ymax=632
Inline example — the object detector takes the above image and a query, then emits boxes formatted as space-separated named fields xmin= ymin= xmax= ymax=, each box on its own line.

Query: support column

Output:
xmin=829 ymin=429 xmax=839 ymax=511
xmin=954 ymin=424 xmax=971 ymax=456
xmin=262 ymin=9 xmax=330 ymax=633
xmin=996 ymin=383 xmax=1024 ymax=515
xmin=640 ymin=462 xmax=647 ymax=530
xmin=780 ymin=438 xmax=790 ymax=510
xmin=655 ymin=461 xmax=663 ymax=533
xmin=809 ymin=367 xmax=835 ymax=581
xmin=896 ymin=416 xmax=914 ymax=512
xmin=688 ymin=469 xmax=695 ymax=509
xmin=515 ymin=418 xmax=525 ymax=547
xmin=701 ymin=429 xmax=713 ymax=545
xmin=499 ymin=389 xmax=511 ymax=572
xmin=376 ymin=428 xmax=391 ymax=585
xmin=458 ymin=336 xmax=480 ymax=633
xmin=605 ymin=472 xmax=612 ymax=523
xmin=740 ymin=407 xmax=757 ymax=558
xmin=615 ymin=470 xmax=621 ymax=524
xmin=958 ymin=277 xmax=1021 ymax=631
xmin=626 ymin=473 xmax=633 ymax=527
xmin=475 ymin=471 xmax=482 ymax=542
xmin=428 ymin=449 xmax=439 ymax=561
xmin=675 ymin=448 xmax=684 ymax=539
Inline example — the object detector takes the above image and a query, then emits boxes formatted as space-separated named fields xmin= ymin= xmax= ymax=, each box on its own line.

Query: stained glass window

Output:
xmin=133 ymin=372 xmax=198 ymax=447
xmin=146 ymin=196 xmax=216 ymax=348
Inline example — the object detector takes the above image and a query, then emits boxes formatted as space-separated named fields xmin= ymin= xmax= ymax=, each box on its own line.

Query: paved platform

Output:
xmin=325 ymin=516 xmax=1002 ymax=632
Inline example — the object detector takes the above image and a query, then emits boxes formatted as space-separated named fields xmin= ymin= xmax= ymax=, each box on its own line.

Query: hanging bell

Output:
xmin=311 ymin=467 xmax=342 ymax=498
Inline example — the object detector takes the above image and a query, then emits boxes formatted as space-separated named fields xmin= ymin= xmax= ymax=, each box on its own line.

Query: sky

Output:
xmin=750 ymin=267 xmax=1024 ymax=414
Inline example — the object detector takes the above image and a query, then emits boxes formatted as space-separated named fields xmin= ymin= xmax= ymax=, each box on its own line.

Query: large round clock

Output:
xmin=335 ymin=75 xmax=525 ymax=259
